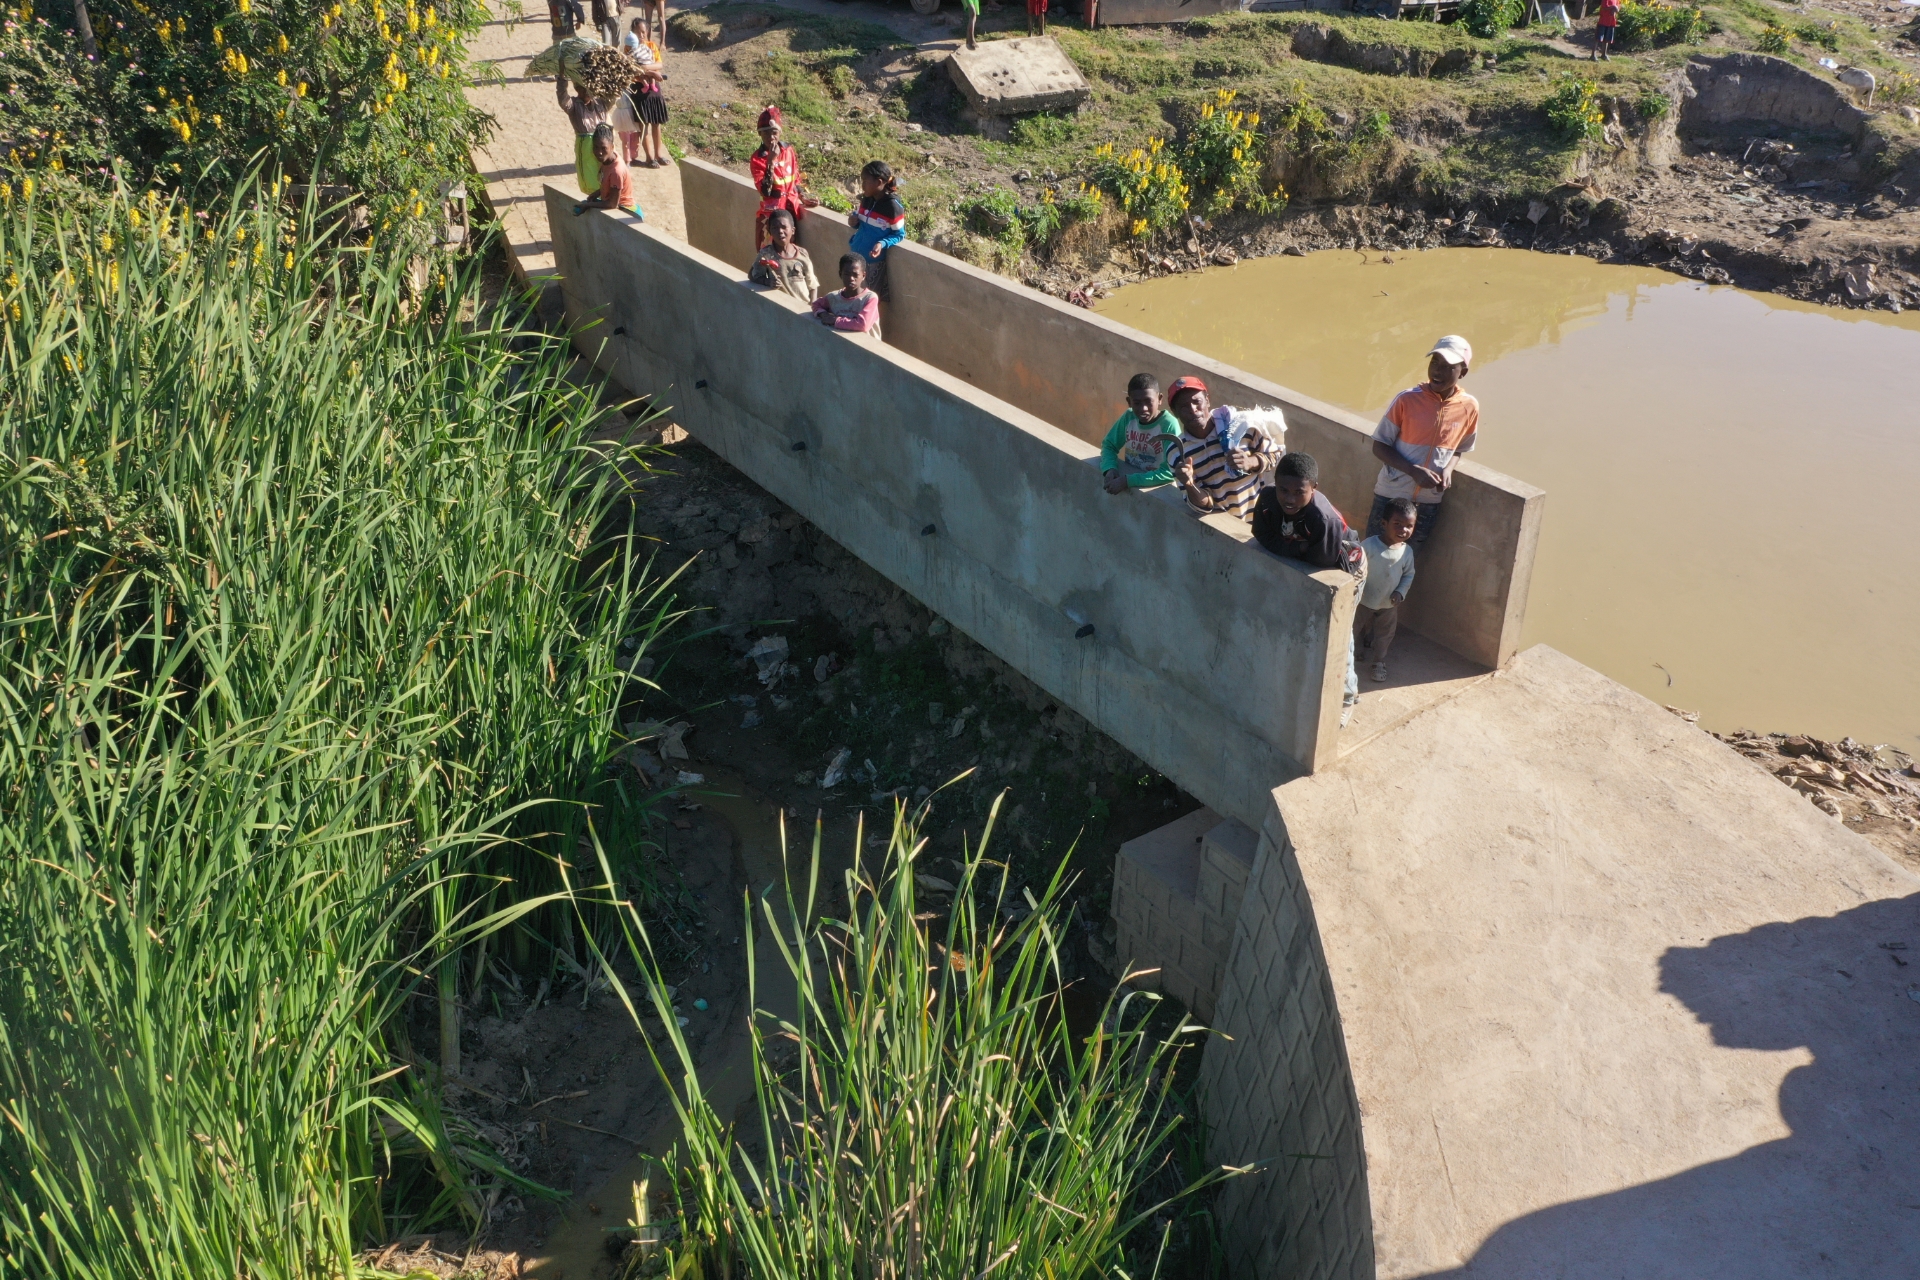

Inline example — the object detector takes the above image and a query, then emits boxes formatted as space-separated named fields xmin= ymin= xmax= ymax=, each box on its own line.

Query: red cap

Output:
xmin=1167 ymin=375 xmax=1207 ymax=403
xmin=757 ymin=105 xmax=783 ymax=131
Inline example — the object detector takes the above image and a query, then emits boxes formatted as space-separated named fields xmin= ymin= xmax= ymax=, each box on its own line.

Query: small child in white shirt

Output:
xmin=1356 ymin=497 xmax=1418 ymax=682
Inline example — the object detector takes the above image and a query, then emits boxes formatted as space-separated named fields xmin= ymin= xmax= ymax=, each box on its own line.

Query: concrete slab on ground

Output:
xmin=1340 ymin=630 xmax=1489 ymax=756
xmin=1265 ymin=644 xmax=1920 ymax=1278
xmin=945 ymin=36 xmax=1090 ymax=116
xmin=467 ymin=2 xmax=686 ymax=288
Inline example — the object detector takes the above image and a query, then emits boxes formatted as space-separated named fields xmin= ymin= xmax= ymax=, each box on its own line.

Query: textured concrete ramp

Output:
xmin=1207 ymin=645 xmax=1920 ymax=1279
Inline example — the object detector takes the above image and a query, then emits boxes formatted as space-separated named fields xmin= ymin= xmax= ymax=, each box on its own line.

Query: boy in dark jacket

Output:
xmin=1251 ymin=452 xmax=1364 ymax=726
xmin=1251 ymin=452 xmax=1349 ymax=568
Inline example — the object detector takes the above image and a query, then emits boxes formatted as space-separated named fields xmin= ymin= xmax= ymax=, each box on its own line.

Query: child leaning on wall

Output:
xmin=749 ymin=207 xmax=819 ymax=303
xmin=1368 ymin=334 xmax=1478 ymax=547
xmin=1356 ymin=497 xmax=1417 ymax=684
xmin=1251 ymin=452 xmax=1367 ymax=726
xmin=811 ymin=253 xmax=882 ymax=340
xmin=1164 ymin=375 xmax=1284 ymax=521
xmin=846 ymin=160 xmax=905 ymax=300
xmin=1099 ymin=373 xmax=1181 ymax=496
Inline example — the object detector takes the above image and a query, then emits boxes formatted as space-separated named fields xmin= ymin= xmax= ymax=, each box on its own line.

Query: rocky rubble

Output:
xmin=1716 ymin=728 xmax=1920 ymax=866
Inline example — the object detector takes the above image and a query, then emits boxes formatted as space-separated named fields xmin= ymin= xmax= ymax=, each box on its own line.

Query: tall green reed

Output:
xmin=0 ymin=181 xmax=677 ymax=1276
xmin=587 ymin=798 xmax=1232 ymax=1280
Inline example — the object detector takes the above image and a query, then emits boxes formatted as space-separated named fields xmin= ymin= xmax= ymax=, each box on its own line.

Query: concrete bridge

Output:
xmin=534 ymin=169 xmax=1920 ymax=1278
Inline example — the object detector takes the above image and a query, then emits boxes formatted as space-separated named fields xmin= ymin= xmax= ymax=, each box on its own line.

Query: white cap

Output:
xmin=1429 ymin=334 xmax=1472 ymax=366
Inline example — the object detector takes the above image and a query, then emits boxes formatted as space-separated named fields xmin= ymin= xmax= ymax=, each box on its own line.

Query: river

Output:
xmin=1097 ymin=248 xmax=1920 ymax=751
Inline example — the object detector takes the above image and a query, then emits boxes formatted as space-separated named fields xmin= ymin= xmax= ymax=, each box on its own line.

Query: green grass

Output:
xmin=679 ymin=2 xmax=1917 ymax=269
xmin=591 ymin=800 xmax=1231 ymax=1279
xmin=0 ymin=181 xmax=681 ymax=1275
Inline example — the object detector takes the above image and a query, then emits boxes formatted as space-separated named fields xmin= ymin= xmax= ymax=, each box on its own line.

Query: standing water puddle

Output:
xmin=1098 ymin=249 xmax=1920 ymax=750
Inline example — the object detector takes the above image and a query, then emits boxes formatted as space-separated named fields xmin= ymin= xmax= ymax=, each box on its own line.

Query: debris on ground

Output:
xmin=1717 ymin=728 xmax=1920 ymax=866
xmin=355 ymin=1234 xmax=527 ymax=1279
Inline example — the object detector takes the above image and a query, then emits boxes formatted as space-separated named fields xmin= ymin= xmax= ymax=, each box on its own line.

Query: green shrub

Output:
xmin=1637 ymin=88 xmax=1671 ymax=120
xmin=1757 ymin=21 xmax=1791 ymax=52
xmin=597 ymin=805 xmax=1232 ymax=1280
xmin=814 ymin=184 xmax=854 ymax=213
xmin=1089 ymin=136 xmax=1191 ymax=237
xmin=956 ymin=184 xmax=1098 ymax=255
xmin=1180 ymin=88 xmax=1282 ymax=216
xmin=0 ymin=0 xmax=496 ymax=251
xmin=960 ymin=186 xmax=1026 ymax=245
xmin=1543 ymin=75 xmax=1605 ymax=144
xmin=1792 ymin=20 xmax=1841 ymax=51
xmin=1460 ymin=0 xmax=1525 ymax=40
xmin=1352 ymin=108 xmax=1393 ymax=149
xmin=1615 ymin=1 xmax=1706 ymax=50
xmin=825 ymin=61 xmax=858 ymax=98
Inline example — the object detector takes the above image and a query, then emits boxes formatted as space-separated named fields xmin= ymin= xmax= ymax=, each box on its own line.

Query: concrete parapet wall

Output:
xmin=547 ymin=186 xmax=1356 ymax=819
xmin=676 ymin=157 xmax=1541 ymax=672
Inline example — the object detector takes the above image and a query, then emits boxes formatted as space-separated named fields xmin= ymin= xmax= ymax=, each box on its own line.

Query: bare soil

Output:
xmin=641 ymin=0 xmax=1920 ymax=306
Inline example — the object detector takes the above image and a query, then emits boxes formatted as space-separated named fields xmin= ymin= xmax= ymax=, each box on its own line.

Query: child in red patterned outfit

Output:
xmin=1026 ymin=0 xmax=1047 ymax=36
xmin=751 ymin=106 xmax=814 ymax=248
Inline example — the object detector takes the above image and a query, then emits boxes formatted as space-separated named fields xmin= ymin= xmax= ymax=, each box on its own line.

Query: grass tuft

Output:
xmin=587 ymin=797 xmax=1236 ymax=1279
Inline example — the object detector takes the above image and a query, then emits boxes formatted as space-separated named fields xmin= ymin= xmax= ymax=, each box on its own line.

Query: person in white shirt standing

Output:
xmin=1356 ymin=498 xmax=1418 ymax=683
xmin=1368 ymin=334 xmax=1478 ymax=546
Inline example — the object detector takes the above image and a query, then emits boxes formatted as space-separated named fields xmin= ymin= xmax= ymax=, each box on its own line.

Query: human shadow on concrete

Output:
xmin=1418 ymin=891 xmax=1920 ymax=1280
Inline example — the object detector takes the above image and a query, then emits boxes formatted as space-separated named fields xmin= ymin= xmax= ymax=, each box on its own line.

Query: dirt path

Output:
xmin=467 ymin=0 xmax=689 ymax=287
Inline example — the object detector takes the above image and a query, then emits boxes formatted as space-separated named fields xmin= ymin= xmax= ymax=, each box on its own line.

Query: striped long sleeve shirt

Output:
xmin=1168 ymin=412 xmax=1281 ymax=520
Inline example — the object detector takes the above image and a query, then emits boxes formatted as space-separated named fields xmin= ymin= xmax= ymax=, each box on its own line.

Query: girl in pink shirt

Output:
xmin=811 ymin=254 xmax=881 ymax=341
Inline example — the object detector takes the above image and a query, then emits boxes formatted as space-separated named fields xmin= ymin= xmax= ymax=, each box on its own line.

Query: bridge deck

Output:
xmin=1213 ymin=644 xmax=1920 ymax=1278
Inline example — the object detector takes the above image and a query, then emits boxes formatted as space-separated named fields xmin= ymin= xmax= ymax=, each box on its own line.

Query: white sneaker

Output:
xmin=1340 ymin=701 xmax=1356 ymax=728
xmin=1371 ymin=662 xmax=1388 ymax=683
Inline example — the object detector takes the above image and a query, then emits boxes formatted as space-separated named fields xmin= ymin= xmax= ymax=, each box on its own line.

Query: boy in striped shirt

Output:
xmin=1165 ymin=376 xmax=1282 ymax=521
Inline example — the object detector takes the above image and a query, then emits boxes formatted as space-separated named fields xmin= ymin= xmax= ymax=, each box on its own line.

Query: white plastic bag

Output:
xmin=1216 ymin=405 xmax=1287 ymax=476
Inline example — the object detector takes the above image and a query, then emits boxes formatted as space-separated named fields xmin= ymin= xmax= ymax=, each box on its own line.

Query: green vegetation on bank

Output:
xmin=671 ymin=1 xmax=1917 ymax=270
xmin=2 ymin=0 xmax=496 ymax=247
xmin=0 ymin=185 xmax=676 ymax=1273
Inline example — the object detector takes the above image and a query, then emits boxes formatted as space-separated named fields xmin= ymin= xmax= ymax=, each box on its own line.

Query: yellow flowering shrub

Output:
xmin=2 ymin=0 xmax=492 ymax=249
xmin=1088 ymin=89 xmax=1285 ymax=239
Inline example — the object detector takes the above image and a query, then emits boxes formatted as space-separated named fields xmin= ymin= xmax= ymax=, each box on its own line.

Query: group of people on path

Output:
xmin=1099 ymin=336 xmax=1479 ymax=726
xmin=559 ymin=2 xmax=673 ymax=220
xmin=745 ymin=107 xmax=905 ymax=341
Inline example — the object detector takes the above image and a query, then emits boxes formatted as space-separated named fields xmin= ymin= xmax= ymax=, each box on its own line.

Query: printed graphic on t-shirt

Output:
xmin=1123 ymin=423 xmax=1171 ymax=468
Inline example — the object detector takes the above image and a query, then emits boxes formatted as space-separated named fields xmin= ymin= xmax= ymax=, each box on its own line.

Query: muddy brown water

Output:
xmin=1097 ymin=248 xmax=1920 ymax=752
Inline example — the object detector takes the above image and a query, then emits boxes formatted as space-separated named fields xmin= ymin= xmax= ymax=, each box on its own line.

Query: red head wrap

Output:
xmin=757 ymin=105 xmax=783 ymax=131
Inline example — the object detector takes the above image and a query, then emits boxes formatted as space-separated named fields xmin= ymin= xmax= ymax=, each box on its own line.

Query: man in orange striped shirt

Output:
xmin=1367 ymin=334 xmax=1478 ymax=546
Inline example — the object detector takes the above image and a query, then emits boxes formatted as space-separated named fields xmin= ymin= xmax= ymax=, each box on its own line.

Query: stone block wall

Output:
xmin=1199 ymin=810 xmax=1373 ymax=1280
xmin=1111 ymin=810 xmax=1258 ymax=1022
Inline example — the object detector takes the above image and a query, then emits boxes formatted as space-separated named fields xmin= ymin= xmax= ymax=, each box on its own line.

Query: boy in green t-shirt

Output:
xmin=1099 ymin=372 xmax=1181 ymax=495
